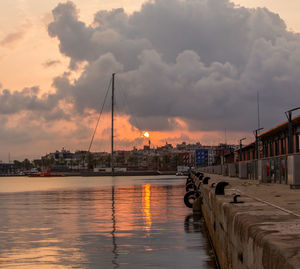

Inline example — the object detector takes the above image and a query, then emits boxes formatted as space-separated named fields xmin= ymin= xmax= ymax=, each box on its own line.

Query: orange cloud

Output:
xmin=86 ymin=113 xmax=251 ymax=152
xmin=0 ymin=21 xmax=32 ymax=48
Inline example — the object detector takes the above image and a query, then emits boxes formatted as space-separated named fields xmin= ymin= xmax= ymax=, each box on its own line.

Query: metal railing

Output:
xmin=198 ymin=155 xmax=288 ymax=184
xmin=260 ymin=156 xmax=287 ymax=184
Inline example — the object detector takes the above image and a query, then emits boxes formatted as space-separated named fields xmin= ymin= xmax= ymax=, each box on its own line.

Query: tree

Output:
xmin=116 ymin=155 xmax=124 ymax=166
xmin=13 ymin=160 xmax=22 ymax=169
xmin=42 ymin=157 xmax=55 ymax=168
xmin=87 ymin=152 xmax=94 ymax=170
xmin=162 ymin=154 xmax=171 ymax=169
xmin=152 ymin=156 xmax=159 ymax=170
xmin=22 ymin=159 xmax=32 ymax=170
xmin=173 ymin=155 xmax=179 ymax=168
xmin=33 ymin=159 xmax=42 ymax=168
xmin=128 ymin=155 xmax=138 ymax=167
xmin=105 ymin=155 xmax=111 ymax=167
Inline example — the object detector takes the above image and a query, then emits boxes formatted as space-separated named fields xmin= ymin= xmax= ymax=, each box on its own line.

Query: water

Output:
xmin=0 ymin=176 xmax=216 ymax=268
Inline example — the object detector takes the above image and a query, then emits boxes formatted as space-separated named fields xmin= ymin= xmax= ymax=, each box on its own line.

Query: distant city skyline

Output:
xmin=1 ymin=0 xmax=300 ymax=161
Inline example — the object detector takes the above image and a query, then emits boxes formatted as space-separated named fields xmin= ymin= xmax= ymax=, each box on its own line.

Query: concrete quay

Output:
xmin=198 ymin=173 xmax=300 ymax=269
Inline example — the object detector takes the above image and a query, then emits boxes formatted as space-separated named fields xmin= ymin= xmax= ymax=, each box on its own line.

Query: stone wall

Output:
xmin=200 ymin=183 xmax=300 ymax=269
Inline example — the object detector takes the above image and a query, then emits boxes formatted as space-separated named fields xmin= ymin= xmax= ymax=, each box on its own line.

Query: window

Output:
xmin=270 ymin=142 xmax=273 ymax=157
xmin=275 ymin=140 xmax=279 ymax=156
xmin=263 ymin=143 xmax=268 ymax=157
xmin=281 ymin=138 xmax=286 ymax=154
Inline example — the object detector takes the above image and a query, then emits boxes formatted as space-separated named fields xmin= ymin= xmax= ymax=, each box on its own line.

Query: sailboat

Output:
xmin=85 ymin=73 xmax=159 ymax=177
xmin=85 ymin=73 xmax=117 ymax=176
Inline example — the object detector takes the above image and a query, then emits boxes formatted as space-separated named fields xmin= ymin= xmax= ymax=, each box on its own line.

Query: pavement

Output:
xmin=205 ymin=173 xmax=300 ymax=216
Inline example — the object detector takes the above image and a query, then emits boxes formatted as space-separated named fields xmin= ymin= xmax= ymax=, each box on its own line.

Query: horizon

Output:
xmin=1 ymin=0 xmax=300 ymax=161
xmin=6 ymin=140 xmax=240 ymax=162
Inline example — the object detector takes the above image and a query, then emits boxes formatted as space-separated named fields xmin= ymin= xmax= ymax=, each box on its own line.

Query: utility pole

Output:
xmin=239 ymin=138 xmax=246 ymax=162
xmin=111 ymin=73 xmax=115 ymax=176
xmin=285 ymin=107 xmax=300 ymax=154
xmin=287 ymin=111 xmax=293 ymax=154
xmin=257 ymin=91 xmax=261 ymax=130
xmin=254 ymin=128 xmax=264 ymax=159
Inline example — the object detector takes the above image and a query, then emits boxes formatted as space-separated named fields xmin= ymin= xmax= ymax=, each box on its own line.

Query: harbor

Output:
xmin=1 ymin=0 xmax=300 ymax=268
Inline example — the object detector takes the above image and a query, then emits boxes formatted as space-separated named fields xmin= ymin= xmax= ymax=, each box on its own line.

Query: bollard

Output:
xmin=203 ymin=177 xmax=210 ymax=184
xmin=215 ymin=181 xmax=229 ymax=195
xmin=230 ymin=194 xmax=244 ymax=204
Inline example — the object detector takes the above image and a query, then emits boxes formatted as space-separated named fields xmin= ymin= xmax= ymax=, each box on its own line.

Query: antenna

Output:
xmin=257 ymin=91 xmax=260 ymax=129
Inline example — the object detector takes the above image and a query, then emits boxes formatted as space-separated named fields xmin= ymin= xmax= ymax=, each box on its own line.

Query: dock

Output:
xmin=186 ymin=172 xmax=300 ymax=269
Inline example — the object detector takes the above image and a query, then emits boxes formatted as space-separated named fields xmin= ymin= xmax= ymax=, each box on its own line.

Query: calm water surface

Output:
xmin=0 ymin=176 xmax=216 ymax=268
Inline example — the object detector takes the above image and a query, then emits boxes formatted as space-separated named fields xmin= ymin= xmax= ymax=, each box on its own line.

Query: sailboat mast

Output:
xmin=111 ymin=73 xmax=115 ymax=175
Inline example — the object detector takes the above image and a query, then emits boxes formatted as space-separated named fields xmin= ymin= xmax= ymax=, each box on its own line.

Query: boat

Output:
xmin=86 ymin=73 xmax=117 ymax=176
xmin=27 ymin=168 xmax=64 ymax=177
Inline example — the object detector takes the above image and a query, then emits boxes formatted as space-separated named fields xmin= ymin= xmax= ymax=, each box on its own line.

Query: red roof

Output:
xmin=233 ymin=142 xmax=255 ymax=152
xmin=258 ymin=114 xmax=300 ymax=139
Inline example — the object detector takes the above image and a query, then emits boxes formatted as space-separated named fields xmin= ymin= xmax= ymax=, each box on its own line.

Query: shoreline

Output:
xmin=0 ymin=170 xmax=178 ymax=177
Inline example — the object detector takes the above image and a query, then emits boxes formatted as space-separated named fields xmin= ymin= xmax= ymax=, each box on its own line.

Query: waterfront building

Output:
xmin=36 ymin=142 xmax=239 ymax=172
xmin=236 ymin=114 xmax=300 ymax=162
xmin=260 ymin=114 xmax=300 ymax=158
xmin=0 ymin=163 xmax=15 ymax=175
xmin=195 ymin=149 xmax=208 ymax=167
xmin=210 ymin=114 xmax=300 ymax=183
xmin=176 ymin=142 xmax=202 ymax=151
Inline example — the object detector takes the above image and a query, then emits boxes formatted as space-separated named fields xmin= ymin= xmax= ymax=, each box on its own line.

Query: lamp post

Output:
xmin=253 ymin=127 xmax=264 ymax=159
xmin=285 ymin=107 xmax=300 ymax=154
xmin=239 ymin=138 xmax=246 ymax=162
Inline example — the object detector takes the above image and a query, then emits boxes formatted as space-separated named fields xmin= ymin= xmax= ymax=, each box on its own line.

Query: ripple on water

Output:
xmin=0 ymin=176 xmax=216 ymax=268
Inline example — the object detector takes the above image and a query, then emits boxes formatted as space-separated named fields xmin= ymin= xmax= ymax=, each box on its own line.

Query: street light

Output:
xmin=253 ymin=127 xmax=264 ymax=159
xmin=239 ymin=137 xmax=246 ymax=162
xmin=285 ymin=107 xmax=300 ymax=154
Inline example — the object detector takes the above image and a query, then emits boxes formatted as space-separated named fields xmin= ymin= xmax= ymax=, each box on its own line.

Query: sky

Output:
xmin=1 ymin=0 xmax=300 ymax=161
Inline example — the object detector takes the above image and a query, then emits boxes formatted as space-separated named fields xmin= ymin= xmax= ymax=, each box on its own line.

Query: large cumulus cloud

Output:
xmin=46 ymin=0 xmax=300 ymax=132
xmin=1 ymin=0 xmax=296 ymax=138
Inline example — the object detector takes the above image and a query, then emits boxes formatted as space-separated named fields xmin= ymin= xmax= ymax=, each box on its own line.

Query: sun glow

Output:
xmin=143 ymin=131 xmax=150 ymax=138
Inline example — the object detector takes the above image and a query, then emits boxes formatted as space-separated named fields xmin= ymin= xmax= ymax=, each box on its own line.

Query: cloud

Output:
xmin=0 ymin=21 xmax=31 ymax=48
xmin=48 ymin=2 xmax=151 ymax=69
xmin=0 ymin=86 xmax=70 ymax=121
xmin=45 ymin=0 xmax=300 ymax=133
xmin=48 ymin=1 xmax=97 ymax=66
xmin=0 ymin=112 xmax=96 ymax=160
xmin=43 ymin=60 xmax=61 ymax=68
xmin=2 ymin=0 xmax=299 ymax=159
xmin=159 ymin=133 xmax=193 ymax=144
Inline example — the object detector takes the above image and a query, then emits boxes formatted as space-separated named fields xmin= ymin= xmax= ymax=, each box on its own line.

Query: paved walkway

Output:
xmin=205 ymin=173 xmax=300 ymax=216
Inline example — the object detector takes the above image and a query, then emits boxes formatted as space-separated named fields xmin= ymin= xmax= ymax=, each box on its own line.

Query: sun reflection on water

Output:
xmin=0 ymin=177 xmax=215 ymax=268
xmin=142 ymin=184 xmax=152 ymax=233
